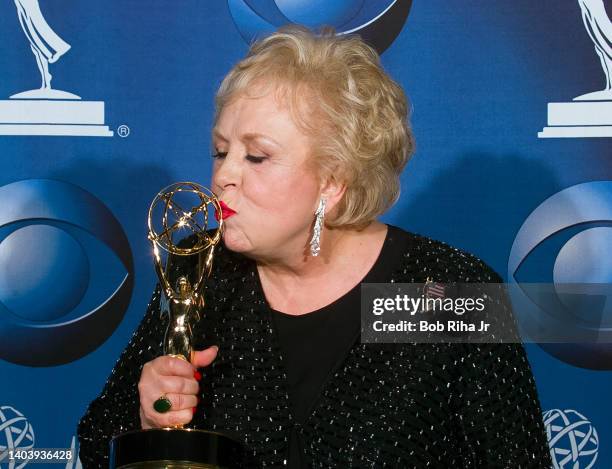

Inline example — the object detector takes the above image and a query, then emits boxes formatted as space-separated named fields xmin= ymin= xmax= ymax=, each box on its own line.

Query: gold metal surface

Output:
xmin=146 ymin=182 xmax=223 ymax=405
xmin=147 ymin=182 xmax=223 ymax=362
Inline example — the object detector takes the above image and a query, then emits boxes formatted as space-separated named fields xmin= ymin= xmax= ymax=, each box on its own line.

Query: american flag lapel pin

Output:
xmin=424 ymin=277 xmax=446 ymax=301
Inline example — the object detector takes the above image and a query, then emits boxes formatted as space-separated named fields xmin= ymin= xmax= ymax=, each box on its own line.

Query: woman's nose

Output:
xmin=212 ymin=153 xmax=241 ymax=190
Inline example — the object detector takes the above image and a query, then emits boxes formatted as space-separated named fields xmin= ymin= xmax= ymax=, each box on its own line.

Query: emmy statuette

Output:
xmin=110 ymin=182 xmax=244 ymax=469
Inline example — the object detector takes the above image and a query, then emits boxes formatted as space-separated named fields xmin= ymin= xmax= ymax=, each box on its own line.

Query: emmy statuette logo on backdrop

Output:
xmin=0 ymin=405 xmax=35 ymax=469
xmin=539 ymin=0 xmax=612 ymax=138
xmin=543 ymin=409 xmax=599 ymax=468
xmin=0 ymin=0 xmax=113 ymax=137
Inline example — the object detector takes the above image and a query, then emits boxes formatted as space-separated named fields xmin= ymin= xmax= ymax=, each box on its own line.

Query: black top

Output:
xmin=272 ymin=225 xmax=400 ymax=468
xmin=78 ymin=225 xmax=552 ymax=468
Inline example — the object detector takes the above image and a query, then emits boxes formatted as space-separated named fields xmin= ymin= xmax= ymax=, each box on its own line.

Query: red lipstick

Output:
xmin=215 ymin=200 xmax=237 ymax=221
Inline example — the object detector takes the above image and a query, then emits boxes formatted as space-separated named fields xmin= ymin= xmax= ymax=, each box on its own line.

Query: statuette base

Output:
xmin=539 ymin=100 xmax=612 ymax=138
xmin=0 ymin=99 xmax=113 ymax=136
xmin=110 ymin=428 xmax=245 ymax=469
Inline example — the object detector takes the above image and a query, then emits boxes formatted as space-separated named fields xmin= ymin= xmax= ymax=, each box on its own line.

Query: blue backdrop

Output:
xmin=0 ymin=1 xmax=610 ymax=467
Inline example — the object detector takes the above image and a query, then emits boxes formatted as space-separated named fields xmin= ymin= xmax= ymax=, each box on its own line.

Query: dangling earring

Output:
xmin=309 ymin=197 xmax=326 ymax=257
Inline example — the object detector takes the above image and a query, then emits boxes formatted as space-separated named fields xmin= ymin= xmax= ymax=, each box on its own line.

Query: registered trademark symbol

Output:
xmin=117 ymin=125 xmax=130 ymax=138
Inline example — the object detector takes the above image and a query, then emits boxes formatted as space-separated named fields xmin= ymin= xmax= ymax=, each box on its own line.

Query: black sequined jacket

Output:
xmin=78 ymin=229 xmax=552 ymax=468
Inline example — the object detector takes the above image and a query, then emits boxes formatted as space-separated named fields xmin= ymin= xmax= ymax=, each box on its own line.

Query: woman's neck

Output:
xmin=256 ymin=221 xmax=387 ymax=314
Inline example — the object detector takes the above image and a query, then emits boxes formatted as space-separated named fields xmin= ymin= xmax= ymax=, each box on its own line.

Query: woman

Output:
xmin=78 ymin=27 xmax=551 ymax=467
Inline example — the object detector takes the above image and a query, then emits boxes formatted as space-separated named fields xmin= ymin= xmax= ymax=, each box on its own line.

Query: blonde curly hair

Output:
xmin=215 ymin=26 xmax=414 ymax=229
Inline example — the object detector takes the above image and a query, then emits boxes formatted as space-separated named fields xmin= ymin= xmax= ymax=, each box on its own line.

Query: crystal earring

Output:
xmin=309 ymin=197 xmax=326 ymax=257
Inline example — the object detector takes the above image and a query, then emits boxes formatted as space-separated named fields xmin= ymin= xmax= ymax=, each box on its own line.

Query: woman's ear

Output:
xmin=319 ymin=174 xmax=346 ymax=214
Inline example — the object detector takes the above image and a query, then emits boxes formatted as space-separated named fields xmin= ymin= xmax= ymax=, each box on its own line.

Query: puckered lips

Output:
xmin=215 ymin=200 xmax=237 ymax=221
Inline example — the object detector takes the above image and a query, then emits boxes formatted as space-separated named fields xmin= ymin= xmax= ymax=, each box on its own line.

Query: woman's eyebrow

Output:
xmin=212 ymin=128 xmax=227 ymax=141
xmin=242 ymin=132 xmax=283 ymax=149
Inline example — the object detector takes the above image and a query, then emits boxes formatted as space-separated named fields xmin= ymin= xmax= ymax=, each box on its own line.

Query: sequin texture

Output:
xmin=78 ymin=231 xmax=551 ymax=468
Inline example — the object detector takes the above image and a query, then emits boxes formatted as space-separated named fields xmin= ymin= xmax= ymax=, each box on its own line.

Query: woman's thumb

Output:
xmin=192 ymin=345 xmax=219 ymax=368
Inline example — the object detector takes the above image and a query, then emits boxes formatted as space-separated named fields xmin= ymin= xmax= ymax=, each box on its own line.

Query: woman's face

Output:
xmin=211 ymin=88 xmax=322 ymax=261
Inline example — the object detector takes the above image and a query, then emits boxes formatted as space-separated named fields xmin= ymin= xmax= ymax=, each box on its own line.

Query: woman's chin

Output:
xmin=221 ymin=229 xmax=251 ymax=253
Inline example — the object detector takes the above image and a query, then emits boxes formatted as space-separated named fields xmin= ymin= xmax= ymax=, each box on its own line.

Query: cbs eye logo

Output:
xmin=227 ymin=0 xmax=412 ymax=53
xmin=508 ymin=181 xmax=612 ymax=370
xmin=0 ymin=179 xmax=133 ymax=367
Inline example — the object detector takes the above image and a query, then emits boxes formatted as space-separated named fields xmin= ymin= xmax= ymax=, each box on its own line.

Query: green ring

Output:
xmin=153 ymin=396 xmax=172 ymax=413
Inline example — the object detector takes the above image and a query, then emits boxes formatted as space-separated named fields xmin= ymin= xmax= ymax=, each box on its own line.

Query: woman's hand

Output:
xmin=138 ymin=346 xmax=218 ymax=429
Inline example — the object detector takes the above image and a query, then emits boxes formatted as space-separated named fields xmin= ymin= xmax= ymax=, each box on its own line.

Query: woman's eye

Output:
xmin=211 ymin=152 xmax=227 ymax=159
xmin=246 ymin=155 xmax=267 ymax=164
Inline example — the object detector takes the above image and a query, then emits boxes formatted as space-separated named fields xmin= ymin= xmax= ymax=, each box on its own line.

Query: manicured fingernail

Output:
xmin=194 ymin=370 xmax=202 ymax=381
xmin=192 ymin=407 xmax=197 ymax=414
